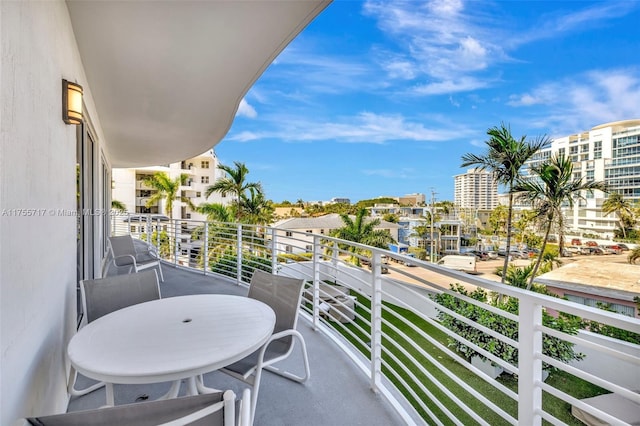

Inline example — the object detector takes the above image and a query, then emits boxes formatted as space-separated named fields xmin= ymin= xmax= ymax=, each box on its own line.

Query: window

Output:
xmin=593 ymin=141 xmax=602 ymax=159
xmin=305 ymin=245 xmax=312 ymax=252
xmin=196 ymin=192 xmax=201 ymax=197
xmin=285 ymin=245 xmax=293 ymax=253
xmin=285 ymin=231 xmax=292 ymax=237
xmin=201 ymin=161 xmax=210 ymax=168
xmin=201 ymin=176 xmax=209 ymax=184
xmin=306 ymin=229 xmax=312 ymax=233
xmin=320 ymin=229 xmax=324 ymax=234
xmin=185 ymin=213 xmax=191 ymax=219
xmin=565 ymin=295 xmax=635 ymax=317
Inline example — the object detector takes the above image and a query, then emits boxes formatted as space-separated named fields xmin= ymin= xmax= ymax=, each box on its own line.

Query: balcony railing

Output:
xmin=111 ymin=214 xmax=640 ymax=425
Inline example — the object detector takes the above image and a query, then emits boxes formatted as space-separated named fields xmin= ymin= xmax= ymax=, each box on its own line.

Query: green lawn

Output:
xmin=325 ymin=291 xmax=607 ymax=425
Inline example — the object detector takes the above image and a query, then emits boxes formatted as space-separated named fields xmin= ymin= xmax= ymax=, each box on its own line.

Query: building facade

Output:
xmin=524 ymin=119 xmax=640 ymax=238
xmin=454 ymin=168 xmax=498 ymax=210
xmin=112 ymin=150 xmax=227 ymax=221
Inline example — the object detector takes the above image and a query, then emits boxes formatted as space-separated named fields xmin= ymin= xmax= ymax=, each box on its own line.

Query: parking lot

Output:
xmin=384 ymin=250 xmax=632 ymax=292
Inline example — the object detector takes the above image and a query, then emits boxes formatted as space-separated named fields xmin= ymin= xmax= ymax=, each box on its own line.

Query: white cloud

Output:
xmin=362 ymin=0 xmax=638 ymax=97
xmin=236 ymin=99 xmax=257 ymax=118
xmin=413 ymin=77 xmax=489 ymax=95
xmin=227 ymin=111 xmax=474 ymax=144
xmin=507 ymin=68 xmax=640 ymax=134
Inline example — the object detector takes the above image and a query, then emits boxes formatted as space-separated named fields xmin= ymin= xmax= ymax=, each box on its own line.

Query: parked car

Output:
xmin=571 ymin=238 xmax=582 ymax=246
xmin=583 ymin=247 xmax=604 ymax=255
xmin=563 ymin=246 xmax=581 ymax=256
xmin=616 ymin=243 xmax=630 ymax=251
xmin=467 ymin=250 xmax=489 ymax=261
xmin=486 ymin=250 xmax=498 ymax=259
xmin=585 ymin=240 xmax=598 ymax=247
xmin=603 ymin=245 xmax=622 ymax=255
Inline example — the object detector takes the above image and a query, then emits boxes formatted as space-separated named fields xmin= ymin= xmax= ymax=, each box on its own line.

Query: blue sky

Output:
xmin=214 ymin=0 xmax=640 ymax=204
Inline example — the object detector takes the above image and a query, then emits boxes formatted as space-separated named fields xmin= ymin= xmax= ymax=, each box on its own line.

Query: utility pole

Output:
xmin=430 ymin=188 xmax=437 ymax=263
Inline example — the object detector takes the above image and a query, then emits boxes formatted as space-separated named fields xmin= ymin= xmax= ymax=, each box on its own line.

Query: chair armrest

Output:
xmin=112 ymin=254 xmax=137 ymax=267
xmin=136 ymin=244 xmax=159 ymax=258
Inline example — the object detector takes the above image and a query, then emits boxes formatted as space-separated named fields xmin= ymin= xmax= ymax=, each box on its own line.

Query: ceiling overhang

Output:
xmin=66 ymin=0 xmax=331 ymax=168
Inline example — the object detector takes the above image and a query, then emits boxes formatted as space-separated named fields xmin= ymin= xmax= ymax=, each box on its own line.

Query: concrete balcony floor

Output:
xmin=67 ymin=264 xmax=408 ymax=425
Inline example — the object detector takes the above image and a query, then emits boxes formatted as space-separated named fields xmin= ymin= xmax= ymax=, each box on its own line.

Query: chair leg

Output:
xmin=157 ymin=263 xmax=164 ymax=282
xmin=68 ymin=366 xmax=106 ymax=397
xmin=249 ymin=368 xmax=262 ymax=426
xmin=263 ymin=332 xmax=310 ymax=383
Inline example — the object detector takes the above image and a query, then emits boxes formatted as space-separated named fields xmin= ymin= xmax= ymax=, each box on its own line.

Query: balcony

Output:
xmin=94 ymin=215 xmax=640 ymax=425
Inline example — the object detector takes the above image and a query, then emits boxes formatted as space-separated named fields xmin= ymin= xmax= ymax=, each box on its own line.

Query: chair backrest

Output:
xmin=80 ymin=269 xmax=160 ymax=324
xmin=25 ymin=391 xmax=240 ymax=426
xmin=108 ymin=235 xmax=137 ymax=257
xmin=248 ymin=270 xmax=305 ymax=339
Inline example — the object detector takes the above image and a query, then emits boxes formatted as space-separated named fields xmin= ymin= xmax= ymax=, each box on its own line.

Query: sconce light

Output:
xmin=62 ymin=79 xmax=83 ymax=125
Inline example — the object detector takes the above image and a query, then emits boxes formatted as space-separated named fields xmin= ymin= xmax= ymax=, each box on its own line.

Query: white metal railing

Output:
xmin=111 ymin=214 xmax=640 ymax=426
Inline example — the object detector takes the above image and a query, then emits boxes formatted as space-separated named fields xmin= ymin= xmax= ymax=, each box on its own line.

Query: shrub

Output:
xmin=433 ymin=284 xmax=584 ymax=371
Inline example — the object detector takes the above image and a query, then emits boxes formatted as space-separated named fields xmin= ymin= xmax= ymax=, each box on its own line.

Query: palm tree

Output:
xmin=143 ymin=172 xmax=194 ymax=220
xmin=197 ymin=202 xmax=234 ymax=223
xmin=512 ymin=154 xmax=607 ymax=289
xmin=627 ymin=246 xmax=640 ymax=264
xmin=602 ymin=192 xmax=634 ymax=239
xmin=461 ymin=123 xmax=549 ymax=283
xmin=330 ymin=208 xmax=396 ymax=266
xmin=240 ymin=188 xmax=275 ymax=225
xmin=111 ymin=199 xmax=126 ymax=211
xmin=205 ymin=161 xmax=263 ymax=220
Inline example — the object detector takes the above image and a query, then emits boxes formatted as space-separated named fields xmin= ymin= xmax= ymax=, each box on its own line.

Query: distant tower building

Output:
xmin=454 ymin=168 xmax=498 ymax=210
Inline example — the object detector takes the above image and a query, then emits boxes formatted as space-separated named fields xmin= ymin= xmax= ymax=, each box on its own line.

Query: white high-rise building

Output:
xmin=112 ymin=150 xmax=228 ymax=221
xmin=454 ymin=168 xmax=498 ymax=210
xmin=524 ymin=119 xmax=640 ymax=238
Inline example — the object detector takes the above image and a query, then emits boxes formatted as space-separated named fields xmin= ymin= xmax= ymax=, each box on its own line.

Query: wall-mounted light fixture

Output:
xmin=62 ymin=79 xmax=83 ymax=125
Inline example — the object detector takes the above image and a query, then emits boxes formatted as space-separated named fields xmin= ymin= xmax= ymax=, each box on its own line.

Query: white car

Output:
xmin=486 ymin=251 xmax=498 ymax=259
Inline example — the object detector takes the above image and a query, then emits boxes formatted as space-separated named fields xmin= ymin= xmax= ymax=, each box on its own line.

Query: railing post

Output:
xmin=370 ymin=251 xmax=383 ymax=393
xmin=203 ymin=222 xmax=209 ymax=274
xmin=145 ymin=216 xmax=151 ymax=245
xmin=518 ymin=297 xmax=543 ymax=425
xmin=236 ymin=224 xmax=242 ymax=285
xmin=270 ymin=227 xmax=278 ymax=274
xmin=173 ymin=219 xmax=179 ymax=266
xmin=312 ymin=235 xmax=321 ymax=331
xmin=156 ymin=219 xmax=161 ymax=248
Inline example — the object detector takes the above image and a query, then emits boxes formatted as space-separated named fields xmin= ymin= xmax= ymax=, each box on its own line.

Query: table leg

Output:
xmin=186 ymin=377 xmax=199 ymax=395
xmin=157 ymin=380 xmax=181 ymax=400
xmin=196 ymin=374 xmax=221 ymax=394
xmin=105 ymin=383 xmax=115 ymax=406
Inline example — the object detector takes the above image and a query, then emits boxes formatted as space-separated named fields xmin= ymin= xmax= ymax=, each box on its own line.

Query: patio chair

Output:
xmin=69 ymin=270 xmax=161 ymax=397
xmin=105 ymin=235 xmax=164 ymax=282
xmin=25 ymin=389 xmax=250 ymax=426
xmin=219 ymin=269 xmax=310 ymax=424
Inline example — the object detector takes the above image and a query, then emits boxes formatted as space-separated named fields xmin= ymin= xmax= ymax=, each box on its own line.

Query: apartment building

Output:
xmin=112 ymin=150 xmax=228 ymax=221
xmin=272 ymin=214 xmax=400 ymax=254
xmin=454 ymin=168 xmax=499 ymax=210
xmin=523 ymin=119 xmax=640 ymax=238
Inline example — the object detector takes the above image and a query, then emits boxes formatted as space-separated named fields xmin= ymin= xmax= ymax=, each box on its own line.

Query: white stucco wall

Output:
xmin=1 ymin=2 xmax=106 ymax=423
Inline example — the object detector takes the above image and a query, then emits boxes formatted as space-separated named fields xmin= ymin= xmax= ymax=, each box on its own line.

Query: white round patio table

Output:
xmin=68 ymin=294 xmax=275 ymax=404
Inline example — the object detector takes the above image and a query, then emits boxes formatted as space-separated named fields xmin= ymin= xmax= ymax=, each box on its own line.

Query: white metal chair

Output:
xmin=106 ymin=235 xmax=164 ymax=282
xmin=69 ymin=270 xmax=161 ymax=398
xmin=219 ymin=269 xmax=310 ymax=424
xmin=25 ymin=389 xmax=250 ymax=426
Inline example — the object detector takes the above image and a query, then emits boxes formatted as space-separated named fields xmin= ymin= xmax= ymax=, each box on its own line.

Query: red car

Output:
xmin=585 ymin=241 xmax=598 ymax=247
xmin=571 ymin=238 xmax=582 ymax=246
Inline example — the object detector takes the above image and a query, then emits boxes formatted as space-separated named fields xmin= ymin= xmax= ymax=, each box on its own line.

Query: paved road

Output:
xmin=384 ymin=251 xmax=631 ymax=292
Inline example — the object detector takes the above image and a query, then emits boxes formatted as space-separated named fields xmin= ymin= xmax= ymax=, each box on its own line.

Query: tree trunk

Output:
xmin=620 ymin=218 xmax=627 ymax=239
xmin=527 ymin=213 xmax=553 ymax=290
xmin=502 ymin=192 xmax=515 ymax=284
